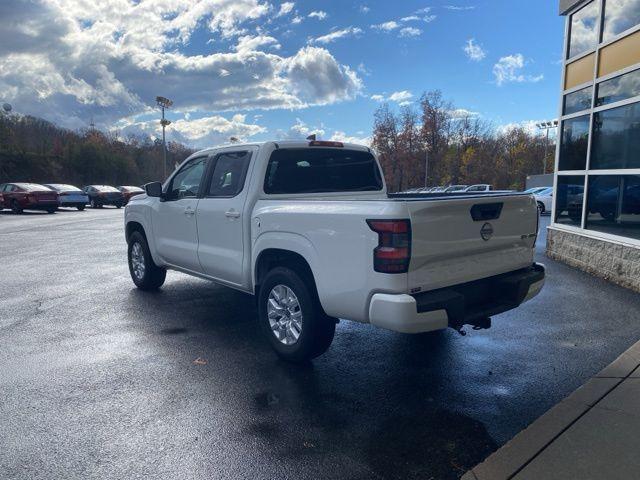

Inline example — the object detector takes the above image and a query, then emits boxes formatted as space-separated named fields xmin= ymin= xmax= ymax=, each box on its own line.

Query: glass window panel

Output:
xmin=591 ymin=102 xmax=640 ymax=169
xmin=555 ymin=176 xmax=586 ymax=226
xmin=207 ymin=151 xmax=251 ymax=197
xmin=603 ymin=0 xmax=640 ymax=41
xmin=564 ymin=85 xmax=593 ymax=114
xmin=568 ymin=1 xmax=600 ymax=59
xmin=586 ymin=175 xmax=640 ymax=240
xmin=559 ymin=115 xmax=590 ymax=171
xmin=596 ymin=68 xmax=640 ymax=106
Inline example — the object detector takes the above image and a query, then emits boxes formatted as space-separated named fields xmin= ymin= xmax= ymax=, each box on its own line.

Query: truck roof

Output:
xmin=190 ymin=140 xmax=372 ymax=158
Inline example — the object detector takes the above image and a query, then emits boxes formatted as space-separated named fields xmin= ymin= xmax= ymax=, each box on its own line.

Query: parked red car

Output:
xmin=117 ymin=185 xmax=145 ymax=204
xmin=0 ymin=183 xmax=59 ymax=214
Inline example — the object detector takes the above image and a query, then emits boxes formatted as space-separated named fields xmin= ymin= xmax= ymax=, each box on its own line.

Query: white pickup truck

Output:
xmin=124 ymin=140 xmax=544 ymax=362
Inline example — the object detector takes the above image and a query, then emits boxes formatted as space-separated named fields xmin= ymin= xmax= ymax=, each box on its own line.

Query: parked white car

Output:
xmin=43 ymin=184 xmax=89 ymax=210
xmin=534 ymin=187 xmax=553 ymax=214
xmin=124 ymin=140 xmax=545 ymax=362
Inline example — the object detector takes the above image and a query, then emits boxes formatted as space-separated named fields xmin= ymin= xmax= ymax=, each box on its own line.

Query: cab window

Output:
xmin=207 ymin=151 xmax=251 ymax=197
xmin=168 ymin=156 xmax=208 ymax=200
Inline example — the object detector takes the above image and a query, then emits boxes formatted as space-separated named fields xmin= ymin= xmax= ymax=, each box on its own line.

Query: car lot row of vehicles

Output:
xmin=524 ymin=186 xmax=553 ymax=214
xmin=0 ymin=183 xmax=145 ymax=214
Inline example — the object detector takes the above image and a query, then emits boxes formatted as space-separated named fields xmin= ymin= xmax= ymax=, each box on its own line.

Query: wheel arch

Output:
xmin=254 ymin=246 xmax=327 ymax=317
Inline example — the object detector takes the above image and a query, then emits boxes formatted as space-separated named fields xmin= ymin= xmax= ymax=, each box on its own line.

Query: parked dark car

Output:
xmin=83 ymin=185 xmax=125 ymax=208
xmin=117 ymin=185 xmax=145 ymax=205
xmin=43 ymin=184 xmax=89 ymax=211
xmin=0 ymin=183 xmax=59 ymax=214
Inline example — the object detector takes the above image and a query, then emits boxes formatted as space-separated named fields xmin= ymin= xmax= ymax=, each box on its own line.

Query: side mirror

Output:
xmin=145 ymin=182 xmax=163 ymax=198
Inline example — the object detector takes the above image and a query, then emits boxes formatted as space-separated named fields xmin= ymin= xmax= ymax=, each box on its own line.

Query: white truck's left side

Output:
xmin=125 ymin=140 xmax=544 ymax=362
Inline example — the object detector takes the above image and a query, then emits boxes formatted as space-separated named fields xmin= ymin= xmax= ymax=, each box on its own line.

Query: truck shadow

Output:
xmin=126 ymin=282 xmax=497 ymax=480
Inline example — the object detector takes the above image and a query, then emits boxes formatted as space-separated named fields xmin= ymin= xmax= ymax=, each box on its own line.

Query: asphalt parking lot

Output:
xmin=1 ymin=208 xmax=640 ymax=480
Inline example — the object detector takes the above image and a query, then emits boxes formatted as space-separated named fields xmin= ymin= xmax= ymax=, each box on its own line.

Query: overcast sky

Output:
xmin=0 ymin=0 xmax=564 ymax=147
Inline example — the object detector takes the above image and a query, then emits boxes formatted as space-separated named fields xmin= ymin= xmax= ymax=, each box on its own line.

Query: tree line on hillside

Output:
xmin=0 ymin=90 xmax=555 ymax=190
xmin=0 ymin=114 xmax=194 ymax=186
xmin=372 ymin=90 xmax=556 ymax=192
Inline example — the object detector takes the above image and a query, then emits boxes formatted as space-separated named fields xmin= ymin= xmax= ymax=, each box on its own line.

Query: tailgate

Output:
xmin=407 ymin=194 xmax=538 ymax=292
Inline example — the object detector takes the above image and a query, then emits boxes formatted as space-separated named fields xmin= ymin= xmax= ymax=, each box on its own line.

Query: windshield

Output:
xmin=15 ymin=183 xmax=49 ymax=192
xmin=264 ymin=148 xmax=383 ymax=194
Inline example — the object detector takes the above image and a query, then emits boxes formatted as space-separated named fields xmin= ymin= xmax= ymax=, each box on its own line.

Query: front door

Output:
xmin=152 ymin=156 xmax=209 ymax=273
xmin=196 ymin=150 xmax=253 ymax=287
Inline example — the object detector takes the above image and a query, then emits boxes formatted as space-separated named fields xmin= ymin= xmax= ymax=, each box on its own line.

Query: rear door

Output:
xmin=152 ymin=156 xmax=209 ymax=273
xmin=196 ymin=149 xmax=254 ymax=287
xmin=406 ymin=194 xmax=538 ymax=292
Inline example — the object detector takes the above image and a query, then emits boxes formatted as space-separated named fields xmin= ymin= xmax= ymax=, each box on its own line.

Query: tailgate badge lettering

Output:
xmin=480 ymin=222 xmax=494 ymax=241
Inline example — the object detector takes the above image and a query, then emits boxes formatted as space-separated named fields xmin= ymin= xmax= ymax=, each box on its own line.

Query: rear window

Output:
xmin=264 ymin=148 xmax=383 ymax=194
xmin=15 ymin=183 xmax=48 ymax=192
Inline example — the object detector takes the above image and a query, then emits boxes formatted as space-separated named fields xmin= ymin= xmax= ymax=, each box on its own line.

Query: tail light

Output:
xmin=366 ymin=219 xmax=411 ymax=274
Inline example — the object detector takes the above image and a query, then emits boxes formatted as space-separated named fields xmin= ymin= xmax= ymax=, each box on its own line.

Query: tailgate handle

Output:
xmin=470 ymin=203 xmax=503 ymax=221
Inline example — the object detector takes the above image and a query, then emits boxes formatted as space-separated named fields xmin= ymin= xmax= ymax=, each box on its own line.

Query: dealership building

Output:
xmin=547 ymin=0 xmax=640 ymax=291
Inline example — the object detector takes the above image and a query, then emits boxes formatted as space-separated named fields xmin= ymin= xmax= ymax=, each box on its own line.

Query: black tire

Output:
xmin=116 ymin=203 xmax=123 ymax=209
xmin=46 ymin=207 xmax=56 ymax=214
xmin=128 ymin=231 xmax=166 ymax=290
xmin=77 ymin=205 xmax=85 ymax=211
xmin=537 ymin=201 xmax=545 ymax=214
xmin=11 ymin=200 xmax=23 ymax=214
xmin=258 ymin=266 xmax=335 ymax=363
xmin=91 ymin=198 xmax=99 ymax=209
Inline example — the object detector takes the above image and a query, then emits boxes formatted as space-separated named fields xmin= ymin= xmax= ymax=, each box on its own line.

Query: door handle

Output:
xmin=184 ymin=207 xmax=195 ymax=216
xmin=225 ymin=209 xmax=241 ymax=218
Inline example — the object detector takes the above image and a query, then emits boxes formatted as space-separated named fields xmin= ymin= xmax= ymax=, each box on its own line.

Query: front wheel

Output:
xmin=11 ymin=200 xmax=23 ymax=214
xmin=128 ymin=231 xmax=166 ymax=290
xmin=116 ymin=203 xmax=123 ymax=209
xmin=46 ymin=207 xmax=56 ymax=214
xmin=77 ymin=205 xmax=85 ymax=211
xmin=537 ymin=201 xmax=545 ymax=214
xmin=91 ymin=199 xmax=100 ymax=209
xmin=258 ymin=267 xmax=335 ymax=363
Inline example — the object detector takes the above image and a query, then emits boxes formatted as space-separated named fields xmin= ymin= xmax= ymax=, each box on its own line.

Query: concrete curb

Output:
xmin=462 ymin=340 xmax=640 ymax=480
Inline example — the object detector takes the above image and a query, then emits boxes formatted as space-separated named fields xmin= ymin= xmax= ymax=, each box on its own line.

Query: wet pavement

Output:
xmin=1 ymin=208 xmax=639 ymax=480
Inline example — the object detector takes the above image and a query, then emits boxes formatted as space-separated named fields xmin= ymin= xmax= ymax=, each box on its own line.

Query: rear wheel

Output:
xmin=77 ymin=205 xmax=85 ymax=211
xmin=91 ymin=198 xmax=100 ymax=209
xmin=116 ymin=202 xmax=123 ymax=209
xmin=11 ymin=200 xmax=22 ymax=214
xmin=128 ymin=231 xmax=166 ymax=290
xmin=46 ymin=207 xmax=56 ymax=214
xmin=258 ymin=266 xmax=335 ymax=363
xmin=537 ymin=201 xmax=545 ymax=214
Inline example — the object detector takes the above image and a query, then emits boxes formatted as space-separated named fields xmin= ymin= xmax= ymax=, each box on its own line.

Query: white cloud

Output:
xmin=372 ymin=90 xmax=413 ymax=104
xmin=464 ymin=39 xmax=486 ymax=61
xmin=401 ymin=15 xmax=421 ymax=22
xmin=308 ymin=10 xmax=328 ymax=20
xmin=330 ymin=130 xmax=371 ymax=146
xmin=448 ymin=108 xmax=480 ymax=119
xmin=360 ymin=5 xmax=371 ymax=14
xmin=0 ymin=1 xmax=363 ymax=130
xmin=291 ymin=15 xmax=303 ymax=24
xmin=443 ymin=5 xmax=476 ymax=10
xmin=493 ymin=54 xmax=544 ymax=86
xmin=310 ymin=27 xmax=363 ymax=44
xmin=119 ymin=113 xmax=266 ymax=148
xmin=277 ymin=2 xmax=295 ymax=17
xmin=234 ymin=35 xmax=280 ymax=54
xmin=497 ymin=120 xmax=544 ymax=137
xmin=388 ymin=90 xmax=413 ymax=102
xmin=277 ymin=118 xmax=325 ymax=139
xmin=372 ymin=21 xmax=400 ymax=31
xmin=399 ymin=27 xmax=422 ymax=37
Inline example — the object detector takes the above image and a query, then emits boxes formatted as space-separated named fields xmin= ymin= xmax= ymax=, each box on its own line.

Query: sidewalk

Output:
xmin=463 ymin=340 xmax=640 ymax=480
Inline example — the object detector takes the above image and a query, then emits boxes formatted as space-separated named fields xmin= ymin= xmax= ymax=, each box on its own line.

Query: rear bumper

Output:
xmin=368 ymin=263 xmax=545 ymax=334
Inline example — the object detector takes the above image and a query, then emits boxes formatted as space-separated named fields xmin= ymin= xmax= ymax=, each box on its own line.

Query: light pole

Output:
xmin=536 ymin=120 xmax=558 ymax=174
xmin=424 ymin=149 xmax=429 ymax=188
xmin=156 ymin=96 xmax=173 ymax=180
